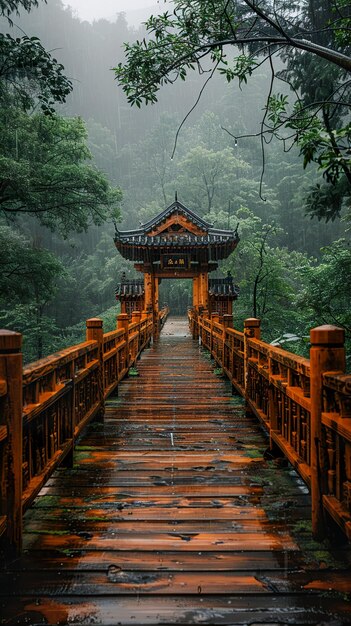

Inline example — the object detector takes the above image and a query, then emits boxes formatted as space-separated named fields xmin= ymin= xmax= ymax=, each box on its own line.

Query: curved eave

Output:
xmin=208 ymin=289 xmax=240 ymax=300
xmin=114 ymin=237 xmax=238 ymax=262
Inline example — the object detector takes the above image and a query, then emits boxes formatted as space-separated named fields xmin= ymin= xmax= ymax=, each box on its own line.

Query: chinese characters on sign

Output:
xmin=161 ymin=254 xmax=189 ymax=270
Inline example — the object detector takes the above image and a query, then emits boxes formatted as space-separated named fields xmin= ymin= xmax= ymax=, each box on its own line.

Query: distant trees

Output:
xmin=0 ymin=0 xmax=123 ymax=360
xmin=0 ymin=0 xmax=349 ymax=361
xmin=0 ymin=0 xmax=72 ymax=114
xmin=115 ymin=0 xmax=351 ymax=221
xmin=300 ymin=239 xmax=351 ymax=336
xmin=0 ymin=108 xmax=121 ymax=235
xmin=0 ymin=223 xmax=65 ymax=360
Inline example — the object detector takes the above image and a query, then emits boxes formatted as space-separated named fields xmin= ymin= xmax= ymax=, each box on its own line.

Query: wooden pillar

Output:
xmin=152 ymin=275 xmax=160 ymax=339
xmin=199 ymin=272 xmax=209 ymax=309
xmin=193 ymin=275 xmax=200 ymax=310
xmin=153 ymin=276 xmax=159 ymax=313
xmin=86 ymin=318 xmax=105 ymax=422
xmin=144 ymin=272 xmax=153 ymax=311
xmin=0 ymin=330 xmax=23 ymax=555
xmin=310 ymin=325 xmax=345 ymax=540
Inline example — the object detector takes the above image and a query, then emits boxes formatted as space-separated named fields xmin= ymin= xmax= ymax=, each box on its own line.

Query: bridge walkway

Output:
xmin=2 ymin=318 xmax=351 ymax=625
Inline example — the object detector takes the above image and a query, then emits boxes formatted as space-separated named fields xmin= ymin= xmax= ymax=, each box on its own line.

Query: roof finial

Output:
xmin=175 ymin=191 xmax=178 ymax=203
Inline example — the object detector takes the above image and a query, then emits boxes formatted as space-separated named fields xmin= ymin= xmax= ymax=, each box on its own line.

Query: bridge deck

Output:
xmin=2 ymin=318 xmax=351 ymax=625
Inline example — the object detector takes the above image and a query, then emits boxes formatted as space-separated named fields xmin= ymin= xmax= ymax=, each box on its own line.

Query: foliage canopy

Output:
xmin=115 ymin=0 xmax=351 ymax=220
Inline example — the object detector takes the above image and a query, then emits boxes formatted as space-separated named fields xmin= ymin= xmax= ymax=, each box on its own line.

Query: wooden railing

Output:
xmin=0 ymin=306 xmax=168 ymax=555
xmin=189 ymin=308 xmax=351 ymax=541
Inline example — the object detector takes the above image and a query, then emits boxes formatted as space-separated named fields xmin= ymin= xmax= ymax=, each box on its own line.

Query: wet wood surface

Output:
xmin=2 ymin=318 xmax=351 ymax=625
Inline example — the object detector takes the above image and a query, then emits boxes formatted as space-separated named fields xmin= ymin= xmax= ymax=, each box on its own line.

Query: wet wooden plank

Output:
xmin=3 ymin=317 xmax=351 ymax=626
xmin=3 ymin=568 xmax=351 ymax=596
xmin=23 ymin=530 xmax=299 ymax=552
xmin=38 ymin=484 xmax=264 ymax=496
xmin=9 ymin=549 xmax=307 ymax=572
xmin=1 ymin=595 xmax=351 ymax=625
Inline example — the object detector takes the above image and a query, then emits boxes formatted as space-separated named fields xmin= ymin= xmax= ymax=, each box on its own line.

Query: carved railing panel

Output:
xmin=0 ymin=308 xmax=167 ymax=554
xmin=321 ymin=373 xmax=351 ymax=539
xmin=188 ymin=309 xmax=351 ymax=541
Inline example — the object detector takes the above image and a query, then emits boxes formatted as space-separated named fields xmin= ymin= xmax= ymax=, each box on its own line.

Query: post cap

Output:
xmin=310 ymin=325 xmax=345 ymax=346
xmin=223 ymin=314 xmax=233 ymax=326
xmin=244 ymin=318 xmax=261 ymax=328
xmin=86 ymin=318 xmax=103 ymax=328
xmin=0 ymin=329 xmax=22 ymax=352
xmin=117 ymin=313 xmax=129 ymax=320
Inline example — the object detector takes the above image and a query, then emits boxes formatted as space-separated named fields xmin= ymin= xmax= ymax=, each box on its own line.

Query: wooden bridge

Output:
xmin=1 ymin=313 xmax=351 ymax=625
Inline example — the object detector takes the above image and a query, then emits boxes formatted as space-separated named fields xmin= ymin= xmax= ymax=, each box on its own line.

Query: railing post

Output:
xmin=141 ymin=309 xmax=150 ymax=348
xmin=244 ymin=318 xmax=261 ymax=413
xmin=211 ymin=312 xmax=219 ymax=358
xmin=131 ymin=310 xmax=141 ymax=358
xmin=310 ymin=325 xmax=345 ymax=540
xmin=189 ymin=307 xmax=197 ymax=340
xmin=201 ymin=309 xmax=209 ymax=346
xmin=222 ymin=314 xmax=232 ymax=371
xmin=132 ymin=310 xmax=141 ymax=324
xmin=117 ymin=313 xmax=130 ymax=370
xmin=86 ymin=318 xmax=104 ymax=422
xmin=0 ymin=330 xmax=23 ymax=555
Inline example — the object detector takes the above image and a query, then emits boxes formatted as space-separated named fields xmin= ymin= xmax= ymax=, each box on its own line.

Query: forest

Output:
xmin=0 ymin=0 xmax=350 ymax=363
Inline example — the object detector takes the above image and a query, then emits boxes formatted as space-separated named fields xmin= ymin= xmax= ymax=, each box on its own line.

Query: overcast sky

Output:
xmin=63 ymin=0 xmax=168 ymax=24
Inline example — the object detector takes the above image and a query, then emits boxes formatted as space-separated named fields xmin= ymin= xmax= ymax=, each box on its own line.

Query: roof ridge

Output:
xmin=140 ymin=200 xmax=213 ymax=232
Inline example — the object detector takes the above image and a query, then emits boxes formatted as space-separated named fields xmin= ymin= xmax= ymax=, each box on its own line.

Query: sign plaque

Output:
xmin=161 ymin=254 xmax=189 ymax=270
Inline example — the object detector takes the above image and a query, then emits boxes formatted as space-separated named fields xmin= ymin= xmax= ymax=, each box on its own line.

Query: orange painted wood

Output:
xmin=2 ymin=318 xmax=351 ymax=625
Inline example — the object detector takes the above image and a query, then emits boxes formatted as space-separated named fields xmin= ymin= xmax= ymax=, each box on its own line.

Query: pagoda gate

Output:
xmin=114 ymin=200 xmax=239 ymax=335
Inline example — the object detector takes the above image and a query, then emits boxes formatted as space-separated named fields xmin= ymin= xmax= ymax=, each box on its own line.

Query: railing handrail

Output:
xmin=247 ymin=335 xmax=311 ymax=372
xmin=188 ymin=308 xmax=351 ymax=543
xmin=23 ymin=340 xmax=97 ymax=384
xmin=0 ymin=306 xmax=169 ymax=555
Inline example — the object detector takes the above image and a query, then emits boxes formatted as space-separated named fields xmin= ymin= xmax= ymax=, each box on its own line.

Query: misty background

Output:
xmin=1 ymin=0 xmax=348 ymax=363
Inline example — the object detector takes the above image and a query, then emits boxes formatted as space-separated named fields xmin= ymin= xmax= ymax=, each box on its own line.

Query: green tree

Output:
xmin=0 ymin=223 xmax=66 ymax=361
xmin=1 ymin=0 xmax=72 ymax=114
xmin=211 ymin=207 xmax=313 ymax=342
xmin=0 ymin=105 xmax=122 ymax=235
xmin=115 ymin=1 xmax=351 ymax=218
xmin=300 ymin=239 xmax=351 ymax=337
xmin=176 ymin=145 xmax=249 ymax=212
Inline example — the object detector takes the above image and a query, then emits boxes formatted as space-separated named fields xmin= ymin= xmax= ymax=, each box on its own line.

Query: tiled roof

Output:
xmin=209 ymin=277 xmax=240 ymax=298
xmin=115 ymin=278 xmax=144 ymax=299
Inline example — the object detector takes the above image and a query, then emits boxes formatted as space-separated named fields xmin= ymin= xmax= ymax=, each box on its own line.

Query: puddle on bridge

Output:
xmin=1 ymin=318 xmax=351 ymax=625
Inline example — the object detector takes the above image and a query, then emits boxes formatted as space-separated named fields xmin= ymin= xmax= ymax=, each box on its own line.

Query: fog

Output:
xmin=1 ymin=0 xmax=348 ymax=362
xmin=64 ymin=0 xmax=172 ymax=25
